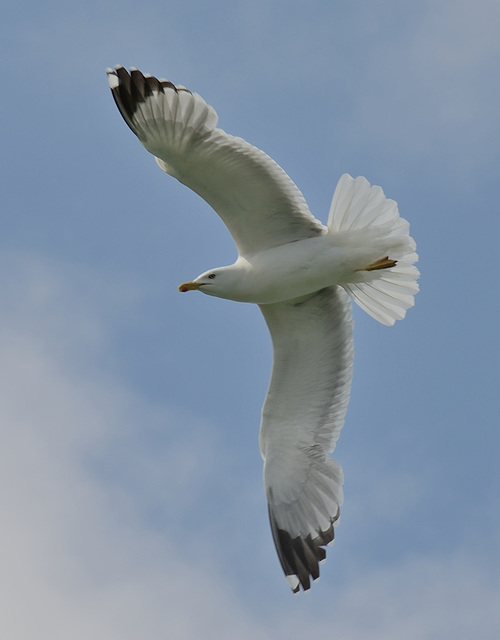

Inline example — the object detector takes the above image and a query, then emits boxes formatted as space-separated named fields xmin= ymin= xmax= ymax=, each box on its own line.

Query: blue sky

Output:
xmin=2 ymin=0 xmax=500 ymax=637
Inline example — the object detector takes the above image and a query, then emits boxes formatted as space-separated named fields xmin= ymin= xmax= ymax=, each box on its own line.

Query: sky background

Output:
xmin=2 ymin=0 xmax=500 ymax=637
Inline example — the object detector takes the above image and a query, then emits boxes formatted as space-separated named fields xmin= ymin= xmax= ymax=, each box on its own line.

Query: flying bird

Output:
xmin=107 ymin=66 xmax=419 ymax=593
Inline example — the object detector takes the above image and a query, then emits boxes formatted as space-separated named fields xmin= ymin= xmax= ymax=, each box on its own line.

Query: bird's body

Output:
xmin=191 ymin=230 xmax=406 ymax=304
xmin=107 ymin=66 xmax=419 ymax=593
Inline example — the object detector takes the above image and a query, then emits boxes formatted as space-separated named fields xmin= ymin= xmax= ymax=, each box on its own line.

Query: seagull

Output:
xmin=107 ymin=66 xmax=419 ymax=593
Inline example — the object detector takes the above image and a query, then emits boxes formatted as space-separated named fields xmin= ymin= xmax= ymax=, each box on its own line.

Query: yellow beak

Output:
xmin=178 ymin=281 xmax=203 ymax=292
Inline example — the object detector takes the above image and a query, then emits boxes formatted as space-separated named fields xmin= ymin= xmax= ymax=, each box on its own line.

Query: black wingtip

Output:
xmin=107 ymin=66 xmax=146 ymax=131
xmin=106 ymin=66 xmax=194 ymax=136
xmin=268 ymin=505 xmax=338 ymax=593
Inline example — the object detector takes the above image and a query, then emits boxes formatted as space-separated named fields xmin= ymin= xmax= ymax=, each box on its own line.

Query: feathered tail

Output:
xmin=328 ymin=174 xmax=419 ymax=326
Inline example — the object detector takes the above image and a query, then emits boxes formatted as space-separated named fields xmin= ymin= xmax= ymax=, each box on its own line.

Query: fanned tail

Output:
xmin=328 ymin=174 xmax=419 ymax=326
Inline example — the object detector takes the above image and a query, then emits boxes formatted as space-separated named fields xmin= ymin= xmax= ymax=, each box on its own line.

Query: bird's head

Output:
xmin=178 ymin=263 xmax=249 ymax=301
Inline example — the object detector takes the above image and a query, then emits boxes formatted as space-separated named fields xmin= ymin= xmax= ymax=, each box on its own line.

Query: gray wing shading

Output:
xmin=107 ymin=66 xmax=324 ymax=257
xmin=258 ymin=286 xmax=354 ymax=592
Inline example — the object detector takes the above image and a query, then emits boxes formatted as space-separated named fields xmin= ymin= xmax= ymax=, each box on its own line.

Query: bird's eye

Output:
xmin=208 ymin=273 xmax=216 ymax=279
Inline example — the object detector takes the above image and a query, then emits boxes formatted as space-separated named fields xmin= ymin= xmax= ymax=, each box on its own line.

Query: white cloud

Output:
xmin=0 ymin=253 xmax=271 ymax=639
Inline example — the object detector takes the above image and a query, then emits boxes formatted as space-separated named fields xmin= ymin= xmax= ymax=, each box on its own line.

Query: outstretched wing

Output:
xmin=107 ymin=66 xmax=324 ymax=257
xmin=259 ymin=286 xmax=354 ymax=592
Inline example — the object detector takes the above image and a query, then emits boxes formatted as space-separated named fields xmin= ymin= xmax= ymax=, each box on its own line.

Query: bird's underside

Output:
xmin=107 ymin=66 xmax=419 ymax=593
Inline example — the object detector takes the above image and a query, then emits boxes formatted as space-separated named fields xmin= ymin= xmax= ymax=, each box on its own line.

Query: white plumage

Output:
xmin=107 ymin=66 xmax=419 ymax=593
